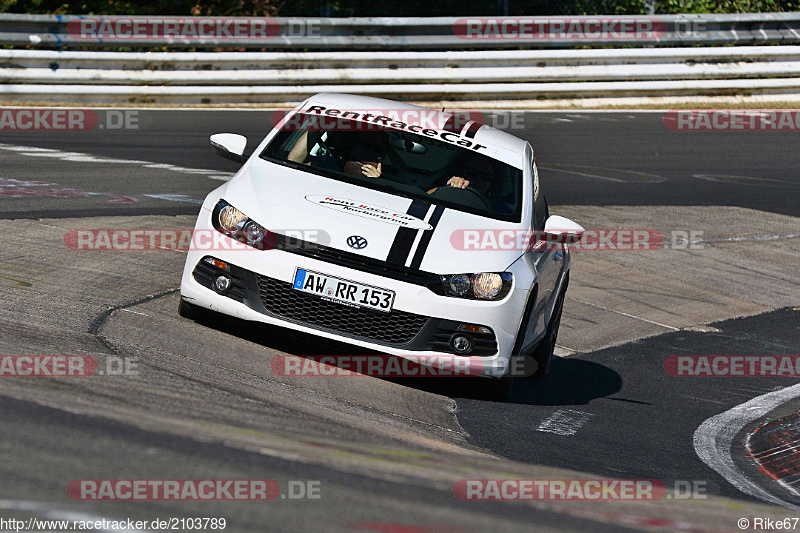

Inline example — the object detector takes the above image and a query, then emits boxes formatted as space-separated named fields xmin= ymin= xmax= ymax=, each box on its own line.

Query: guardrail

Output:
xmin=2 ymin=14 xmax=800 ymax=105
xmin=2 ymin=13 xmax=800 ymax=49
xmin=2 ymin=46 xmax=800 ymax=105
xmin=4 ymin=47 xmax=800 ymax=85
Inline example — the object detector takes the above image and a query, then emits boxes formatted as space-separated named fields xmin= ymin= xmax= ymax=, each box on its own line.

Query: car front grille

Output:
xmin=257 ymin=275 xmax=430 ymax=346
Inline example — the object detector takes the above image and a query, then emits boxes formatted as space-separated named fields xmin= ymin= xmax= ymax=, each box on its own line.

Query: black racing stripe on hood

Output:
xmin=409 ymin=205 xmax=445 ymax=271
xmin=386 ymin=199 xmax=430 ymax=265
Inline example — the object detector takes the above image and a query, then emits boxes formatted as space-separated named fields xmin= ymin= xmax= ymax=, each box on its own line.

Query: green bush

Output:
xmin=656 ymin=0 xmax=800 ymax=13
xmin=4 ymin=0 xmax=799 ymax=16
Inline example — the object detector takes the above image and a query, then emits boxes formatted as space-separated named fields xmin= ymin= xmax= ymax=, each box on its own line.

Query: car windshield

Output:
xmin=260 ymin=113 xmax=523 ymax=222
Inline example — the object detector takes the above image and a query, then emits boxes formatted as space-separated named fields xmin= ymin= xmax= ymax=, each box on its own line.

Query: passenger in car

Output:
xmin=287 ymin=130 xmax=390 ymax=179
xmin=341 ymin=131 xmax=389 ymax=178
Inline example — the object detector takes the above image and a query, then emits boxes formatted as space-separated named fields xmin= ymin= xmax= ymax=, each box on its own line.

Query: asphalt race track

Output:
xmin=1 ymin=109 xmax=799 ymax=531
xmin=2 ymin=110 xmax=799 ymax=218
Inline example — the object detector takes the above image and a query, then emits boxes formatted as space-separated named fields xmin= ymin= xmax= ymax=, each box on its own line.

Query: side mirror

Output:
xmin=544 ymin=215 xmax=585 ymax=244
xmin=210 ymin=133 xmax=248 ymax=164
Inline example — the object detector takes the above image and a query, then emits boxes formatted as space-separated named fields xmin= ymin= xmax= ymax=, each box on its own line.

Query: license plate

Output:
xmin=292 ymin=268 xmax=395 ymax=313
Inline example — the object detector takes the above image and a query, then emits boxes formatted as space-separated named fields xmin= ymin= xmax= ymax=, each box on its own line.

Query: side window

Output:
xmin=532 ymin=160 xmax=547 ymax=231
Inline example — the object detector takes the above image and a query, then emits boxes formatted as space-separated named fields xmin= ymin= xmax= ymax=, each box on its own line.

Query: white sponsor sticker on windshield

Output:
xmin=305 ymin=196 xmax=433 ymax=230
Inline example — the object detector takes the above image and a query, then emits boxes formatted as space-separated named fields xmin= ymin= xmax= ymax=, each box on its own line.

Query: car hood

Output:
xmin=214 ymin=159 xmax=525 ymax=274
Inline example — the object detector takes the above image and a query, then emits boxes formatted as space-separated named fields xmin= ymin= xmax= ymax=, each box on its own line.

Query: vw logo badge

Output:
xmin=347 ymin=235 xmax=368 ymax=249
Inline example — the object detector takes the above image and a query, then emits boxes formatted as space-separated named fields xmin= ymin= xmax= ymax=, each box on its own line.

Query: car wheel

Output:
xmin=479 ymin=375 xmax=514 ymax=402
xmin=178 ymin=299 xmax=206 ymax=321
xmin=529 ymin=288 xmax=565 ymax=381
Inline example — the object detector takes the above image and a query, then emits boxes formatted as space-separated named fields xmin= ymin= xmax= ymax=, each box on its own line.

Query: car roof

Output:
xmin=304 ymin=93 xmax=528 ymax=156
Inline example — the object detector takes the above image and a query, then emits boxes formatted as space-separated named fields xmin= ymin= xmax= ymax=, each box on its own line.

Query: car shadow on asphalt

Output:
xmin=508 ymin=357 xmax=624 ymax=405
xmin=389 ymin=357 xmax=625 ymax=405
xmin=191 ymin=311 xmax=624 ymax=406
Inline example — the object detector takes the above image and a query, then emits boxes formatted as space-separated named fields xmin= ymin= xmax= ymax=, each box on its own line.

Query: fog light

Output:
xmin=214 ymin=275 xmax=231 ymax=293
xmin=451 ymin=334 xmax=472 ymax=354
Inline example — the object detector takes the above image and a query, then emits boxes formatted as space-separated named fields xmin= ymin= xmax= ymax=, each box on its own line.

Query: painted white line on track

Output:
xmin=120 ymin=308 xmax=149 ymax=317
xmin=686 ymin=233 xmax=800 ymax=245
xmin=537 ymin=409 xmax=594 ymax=436
xmin=693 ymin=174 xmax=800 ymax=187
xmin=0 ymin=146 xmax=57 ymax=152
xmin=570 ymin=298 xmax=680 ymax=331
xmin=693 ymin=383 xmax=800 ymax=510
xmin=554 ymin=344 xmax=577 ymax=357
xmin=0 ymin=143 xmax=234 ymax=181
xmin=538 ymin=166 xmax=626 ymax=183
xmin=144 ymin=194 xmax=203 ymax=204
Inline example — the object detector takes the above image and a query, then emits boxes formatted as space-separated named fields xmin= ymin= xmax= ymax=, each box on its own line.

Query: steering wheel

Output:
xmin=444 ymin=184 xmax=493 ymax=210
xmin=317 ymin=136 xmax=336 ymax=158
xmin=306 ymin=131 xmax=335 ymax=159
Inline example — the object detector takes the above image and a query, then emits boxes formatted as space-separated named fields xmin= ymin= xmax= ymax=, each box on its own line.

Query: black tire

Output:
xmin=479 ymin=375 xmax=514 ymax=402
xmin=178 ymin=299 xmax=206 ymax=321
xmin=529 ymin=289 xmax=565 ymax=380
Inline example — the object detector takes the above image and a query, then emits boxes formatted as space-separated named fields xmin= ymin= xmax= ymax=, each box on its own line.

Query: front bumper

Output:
xmin=180 ymin=208 xmax=530 ymax=378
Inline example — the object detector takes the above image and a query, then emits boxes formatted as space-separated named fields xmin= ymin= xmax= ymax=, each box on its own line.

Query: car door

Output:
xmin=528 ymin=145 xmax=563 ymax=340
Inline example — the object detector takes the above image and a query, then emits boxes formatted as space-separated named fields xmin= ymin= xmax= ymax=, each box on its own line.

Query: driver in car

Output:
xmin=427 ymin=156 xmax=495 ymax=195
xmin=426 ymin=156 xmax=510 ymax=213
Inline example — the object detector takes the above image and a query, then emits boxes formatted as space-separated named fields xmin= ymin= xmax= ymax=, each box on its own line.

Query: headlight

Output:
xmin=448 ymin=274 xmax=471 ymax=296
xmin=212 ymin=200 xmax=273 ymax=250
xmin=439 ymin=272 xmax=512 ymax=301
xmin=243 ymin=219 xmax=267 ymax=245
xmin=472 ymin=273 xmax=504 ymax=299
xmin=218 ymin=204 xmax=247 ymax=232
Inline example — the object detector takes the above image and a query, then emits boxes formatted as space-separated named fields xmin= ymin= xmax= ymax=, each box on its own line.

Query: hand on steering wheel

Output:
xmin=361 ymin=162 xmax=382 ymax=178
xmin=447 ymin=176 xmax=470 ymax=189
xmin=436 ymin=175 xmax=493 ymax=209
